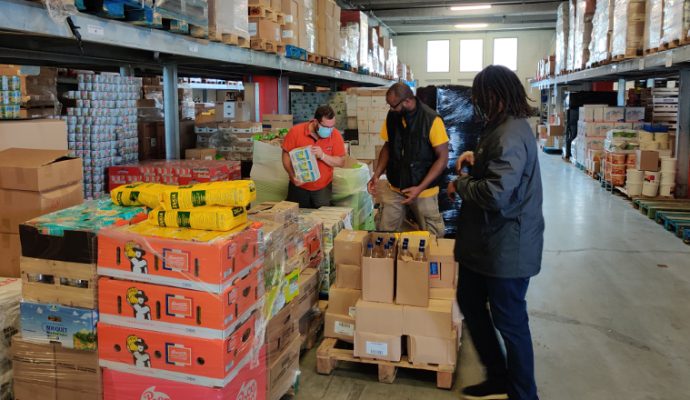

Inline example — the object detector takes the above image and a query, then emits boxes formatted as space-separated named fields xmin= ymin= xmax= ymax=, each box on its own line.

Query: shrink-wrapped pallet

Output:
xmin=645 ymin=0 xmax=663 ymax=50
xmin=556 ymin=2 xmax=569 ymax=74
xmin=573 ymin=0 xmax=596 ymax=70
xmin=661 ymin=0 xmax=690 ymax=46
xmin=588 ymin=0 xmax=614 ymax=66
xmin=567 ymin=0 xmax=577 ymax=71
xmin=611 ymin=0 xmax=646 ymax=58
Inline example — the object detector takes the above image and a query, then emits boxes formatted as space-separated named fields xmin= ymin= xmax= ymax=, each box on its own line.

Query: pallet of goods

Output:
xmin=193 ymin=0 xmax=250 ymax=47
xmin=645 ymin=0 xmax=664 ymax=53
xmin=573 ymin=0 xmax=596 ymax=71
xmin=555 ymin=2 xmax=569 ymax=75
xmin=0 ymin=278 xmax=20 ymax=400
xmin=611 ymin=0 xmax=646 ymax=60
xmin=660 ymin=0 xmax=690 ymax=50
xmin=587 ymin=0 xmax=613 ymax=67
xmin=319 ymin=231 xmax=461 ymax=388
xmin=249 ymin=11 xmax=283 ymax=54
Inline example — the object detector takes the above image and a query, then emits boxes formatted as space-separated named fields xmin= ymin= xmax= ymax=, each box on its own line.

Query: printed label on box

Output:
xmin=166 ymin=343 xmax=192 ymax=366
xmin=429 ymin=262 xmax=440 ymax=280
xmin=334 ymin=321 xmax=354 ymax=336
xmin=249 ymin=23 xmax=257 ymax=37
xmin=166 ymin=294 xmax=193 ymax=318
xmin=366 ymin=341 xmax=388 ymax=356
xmin=162 ymin=249 xmax=190 ymax=272
xmin=348 ymin=306 xmax=356 ymax=318
xmin=282 ymin=30 xmax=294 ymax=39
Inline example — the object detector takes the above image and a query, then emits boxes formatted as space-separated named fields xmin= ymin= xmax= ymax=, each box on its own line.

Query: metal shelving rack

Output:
xmin=0 ymin=0 xmax=394 ymax=157
xmin=530 ymin=48 xmax=690 ymax=198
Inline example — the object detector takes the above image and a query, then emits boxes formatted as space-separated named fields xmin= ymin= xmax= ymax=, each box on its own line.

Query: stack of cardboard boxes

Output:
xmin=327 ymin=231 xmax=461 ymax=366
xmin=0 ymin=148 xmax=84 ymax=277
xmin=316 ymin=0 xmax=342 ymax=59
xmin=13 ymin=199 xmax=147 ymax=400
xmin=347 ymin=88 xmax=388 ymax=163
xmin=205 ymin=0 xmax=250 ymax=46
xmin=107 ymin=159 xmax=241 ymax=191
xmin=0 ymin=278 xmax=21 ymax=400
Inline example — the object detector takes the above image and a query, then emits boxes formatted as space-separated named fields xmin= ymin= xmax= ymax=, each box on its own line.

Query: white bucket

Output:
xmin=660 ymin=157 xmax=677 ymax=172
xmin=643 ymin=181 xmax=659 ymax=197
xmin=644 ymin=171 xmax=660 ymax=182
xmin=626 ymin=169 xmax=644 ymax=183
xmin=626 ymin=183 xmax=643 ymax=196
xmin=639 ymin=131 xmax=654 ymax=142
xmin=661 ymin=171 xmax=676 ymax=184
xmin=660 ymin=183 xmax=675 ymax=197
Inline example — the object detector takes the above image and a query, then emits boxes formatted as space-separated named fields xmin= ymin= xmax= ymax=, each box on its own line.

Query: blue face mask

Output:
xmin=317 ymin=125 xmax=333 ymax=138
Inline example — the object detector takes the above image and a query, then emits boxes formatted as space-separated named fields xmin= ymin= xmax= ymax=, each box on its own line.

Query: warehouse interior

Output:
xmin=0 ymin=0 xmax=689 ymax=399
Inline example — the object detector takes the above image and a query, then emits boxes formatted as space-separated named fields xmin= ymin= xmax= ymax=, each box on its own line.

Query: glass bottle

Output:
xmin=400 ymin=238 xmax=413 ymax=260
xmin=415 ymin=239 xmax=427 ymax=262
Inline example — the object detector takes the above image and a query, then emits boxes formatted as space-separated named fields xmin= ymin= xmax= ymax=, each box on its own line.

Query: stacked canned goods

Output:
xmin=63 ymin=72 xmax=143 ymax=199
xmin=0 ymin=74 xmax=21 ymax=119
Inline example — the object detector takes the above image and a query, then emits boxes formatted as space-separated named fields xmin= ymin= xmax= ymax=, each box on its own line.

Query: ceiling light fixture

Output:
xmin=450 ymin=4 xmax=492 ymax=11
xmin=454 ymin=23 xmax=490 ymax=29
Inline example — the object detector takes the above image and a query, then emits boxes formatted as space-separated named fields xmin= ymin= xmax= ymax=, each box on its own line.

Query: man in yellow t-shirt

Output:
xmin=367 ymin=83 xmax=449 ymax=237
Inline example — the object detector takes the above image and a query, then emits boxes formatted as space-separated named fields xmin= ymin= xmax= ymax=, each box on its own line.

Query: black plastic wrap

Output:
xmin=434 ymin=85 xmax=484 ymax=237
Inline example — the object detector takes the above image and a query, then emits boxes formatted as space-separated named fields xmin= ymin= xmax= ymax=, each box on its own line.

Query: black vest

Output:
xmin=386 ymin=99 xmax=441 ymax=190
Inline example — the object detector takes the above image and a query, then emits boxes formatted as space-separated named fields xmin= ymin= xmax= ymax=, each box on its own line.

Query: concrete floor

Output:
xmin=296 ymin=152 xmax=690 ymax=400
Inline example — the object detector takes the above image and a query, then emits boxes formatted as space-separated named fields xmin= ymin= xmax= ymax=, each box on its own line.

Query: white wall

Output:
xmin=395 ymin=30 xmax=556 ymax=104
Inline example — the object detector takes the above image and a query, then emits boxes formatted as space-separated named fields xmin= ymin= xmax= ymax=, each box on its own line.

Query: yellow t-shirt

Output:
xmin=379 ymin=116 xmax=449 ymax=198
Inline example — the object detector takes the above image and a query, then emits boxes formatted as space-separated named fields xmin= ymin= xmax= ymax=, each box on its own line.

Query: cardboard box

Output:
xmin=13 ymin=380 xmax=57 ymax=399
xmin=336 ymin=263 xmax=361 ymax=289
xmin=249 ymin=17 xmax=281 ymax=42
xmin=428 ymin=238 xmax=458 ymax=289
xmin=602 ymin=107 xmax=625 ymax=122
xmin=185 ymin=148 xmax=217 ymax=160
xmin=361 ymin=232 xmax=397 ymax=303
xmin=636 ymin=150 xmax=659 ymax=171
xmin=328 ymin=285 xmax=360 ymax=317
xmin=266 ymin=302 xmax=298 ymax=363
xmin=20 ymin=301 xmax=98 ymax=350
xmin=334 ymin=230 xmax=368 ymax=266
xmin=430 ymin=287 xmax=456 ymax=300
xmin=0 ymin=148 xmax=82 ymax=192
xmin=625 ymin=107 xmax=646 ymax=122
xmin=0 ymin=119 xmax=68 ymax=151
xmin=353 ymin=331 xmax=401 ymax=362
xmin=292 ymin=267 xmax=319 ymax=320
xmin=407 ymin=328 xmax=458 ymax=366
xmin=262 ymin=114 xmax=293 ymax=130
xmin=403 ymin=299 xmax=453 ymax=339
xmin=0 ymin=181 xmax=83 ymax=235
xmin=355 ymin=299 xmax=403 ymax=335
xmin=97 ymin=223 xmax=260 ymax=293
xmin=98 ymin=266 xmax=260 ymax=338
xmin=324 ymin=312 xmax=355 ymax=343
xmin=547 ymin=125 xmax=565 ymax=137
xmin=267 ymin=335 xmax=300 ymax=400
xmin=396 ymin=257 xmax=429 ymax=307
xmin=98 ymin=315 xmax=257 ymax=386
xmin=21 ymin=257 xmax=97 ymax=308
xmin=101 ymin=347 xmax=267 ymax=399
xmin=0 ymin=232 xmax=20 ymax=277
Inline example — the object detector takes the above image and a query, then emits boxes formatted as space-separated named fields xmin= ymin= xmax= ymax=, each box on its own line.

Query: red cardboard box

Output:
xmin=98 ymin=265 xmax=261 ymax=339
xmin=108 ymin=160 xmax=241 ymax=192
xmin=97 ymin=223 xmax=260 ymax=293
xmin=102 ymin=347 xmax=266 ymax=399
xmin=98 ymin=313 xmax=258 ymax=387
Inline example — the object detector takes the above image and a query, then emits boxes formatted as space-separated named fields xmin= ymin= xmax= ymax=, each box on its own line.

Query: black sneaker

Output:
xmin=461 ymin=381 xmax=508 ymax=400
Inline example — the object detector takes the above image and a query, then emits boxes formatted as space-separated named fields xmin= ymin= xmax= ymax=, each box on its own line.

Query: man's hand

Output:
xmin=455 ymin=151 xmax=475 ymax=174
xmin=367 ymin=176 xmax=379 ymax=196
xmin=401 ymin=185 xmax=423 ymax=205
xmin=290 ymin=175 xmax=304 ymax=187
xmin=447 ymin=180 xmax=457 ymax=201
xmin=311 ymin=146 xmax=324 ymax=160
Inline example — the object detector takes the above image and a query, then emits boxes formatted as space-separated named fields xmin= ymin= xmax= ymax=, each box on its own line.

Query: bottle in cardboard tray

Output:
xmin=400 ymin=238 xmax=413 ymax=260
xmin=414 ymin=239 xmax=427 ymax=262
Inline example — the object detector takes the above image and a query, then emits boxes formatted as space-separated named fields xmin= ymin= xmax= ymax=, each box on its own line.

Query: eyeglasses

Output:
xmin=389 ymin=97 xmax=409 ymax=110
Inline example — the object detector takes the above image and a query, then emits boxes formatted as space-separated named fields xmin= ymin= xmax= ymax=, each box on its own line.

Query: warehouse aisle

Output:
xmin=298 ymin=152 xmax=690 ymax=400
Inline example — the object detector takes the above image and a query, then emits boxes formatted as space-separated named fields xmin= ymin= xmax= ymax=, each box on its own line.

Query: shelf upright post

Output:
xmin=163 ymin=62 xmax=180 ymax=160
xmin=278 ymin=75 xmax=289 ymax=114
xmin=677 ymin=69 xmax=690 ymax=197
xmin=617 ymin=78 xmax=626 ymax=106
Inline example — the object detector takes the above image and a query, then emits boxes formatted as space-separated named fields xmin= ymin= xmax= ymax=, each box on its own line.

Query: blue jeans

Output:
xmin=458 ymin=267 xmax=539 ymax=400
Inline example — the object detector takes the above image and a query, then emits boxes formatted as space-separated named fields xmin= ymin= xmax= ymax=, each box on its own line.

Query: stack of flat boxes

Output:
xmin=298 ymin=207 xmax=353 ymax=296
xmin=0 ymin=278 xmax=21 ymax=400
xmin=249 ymin=201 xmax=316 ymax=400
xmin=575 ymin=105 xmax=645 ymax=173
xmin=327 ymin=231 xmax=461 ymax=366
xmin=0 ymin=148 xmax=84 ymax=278
xmin=280 ymin=0 xmax=300 ymax=47
xmin=95 ymin=215 xmax=268 ymax=398
xmin=14 ymin=200 xmax=148 ymax=400
xmin=63 ymin=72 xmax=141 ymax=199
xmin=350 ymin=88 xmax=387 ymax=163
xmin=218 ymin=121 xmax=264 ymax=161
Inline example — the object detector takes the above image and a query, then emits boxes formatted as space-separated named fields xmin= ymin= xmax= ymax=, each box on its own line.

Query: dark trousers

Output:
xmin=287 ymin=182 xmax=332 ymax=209
xmin=458 ymin=267 xmax=539 ymax=400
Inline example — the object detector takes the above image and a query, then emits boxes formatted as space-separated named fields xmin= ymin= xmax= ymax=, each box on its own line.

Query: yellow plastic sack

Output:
xmin=111 ymin=183 xmax=168 ymax=209
xmin=160 ymin=180 xmax=256 ymax=210
xmin=148 ymin=206 xmax=248 ymax=231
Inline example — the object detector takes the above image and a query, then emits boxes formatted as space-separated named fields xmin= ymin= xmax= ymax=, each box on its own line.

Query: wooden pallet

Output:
xmin=644 ymin=47 xmax=659 ymax=55
xmin=251 ymin=38 xmax=282 ymax=53
xmin=191 ymin=25 xmax=250 ymax=47
xmin=276 ymin=12 xmax=285 ymax=25
xmin=316 ymin=338 xmax=456 ymax=389
xmin=249 ymin=5 xmax=277 ymax=22
xmin=307 ymin=52 xmax=321 ymax=64
xmin=320 ymin=56 xmax=338 ymax=67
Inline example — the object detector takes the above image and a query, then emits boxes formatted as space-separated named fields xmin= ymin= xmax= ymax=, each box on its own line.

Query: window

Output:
xmin=493 ymin=38 xmax=518 ymax=71
xmin=426 ymin=40 xmax=450 ymax=72
xmin=459 ymin=39 xmax=483 ymax=72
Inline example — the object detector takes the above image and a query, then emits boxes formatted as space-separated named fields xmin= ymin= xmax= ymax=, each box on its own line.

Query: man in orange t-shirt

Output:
xmin=281 ymin=105 xmax=346 ymax=208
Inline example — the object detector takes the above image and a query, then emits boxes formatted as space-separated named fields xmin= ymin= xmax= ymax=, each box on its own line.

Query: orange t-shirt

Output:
xmin=281 ymin=121 xmax=346 ymax=191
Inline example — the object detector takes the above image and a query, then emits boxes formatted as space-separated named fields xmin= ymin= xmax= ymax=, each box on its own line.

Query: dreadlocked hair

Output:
xmin=472 ymin=65 xmax=532 ymax=124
